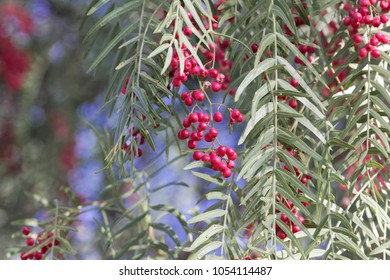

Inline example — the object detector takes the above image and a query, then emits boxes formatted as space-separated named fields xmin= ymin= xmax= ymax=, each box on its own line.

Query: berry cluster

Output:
xmin=162 ymin=2 xmax=245 ymax=179
xmin=20 ymin=226 xmax=60 ymax=260
xmin=342 ymin=0 xmax=389 ymax=59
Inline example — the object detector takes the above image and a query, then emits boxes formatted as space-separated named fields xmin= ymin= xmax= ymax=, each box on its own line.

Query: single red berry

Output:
xmin=208 ymin=127 xmax=218 ymax=138
xmin=201 ymin=154 xmax=211 ymax=162
xmin=343 ymin=17 xmax=352 ymax=26
xmin=187 ymin=140 xmax=197 ymax=149
xmin=251 ymin=43 xmax=259 ymax=53
xmin=290 ymin=79 xmax=299 ymax=88
xmin=199 ymin=68 xmax=208 ymax=78
xmin=192 ymin=90 xmax=205 ymax=101
xmin=364 ymin=15 xmax=373 ymax=24
xmin=216 ymin=146 xmax=227 ymax=157
xmin=198 ymin=122 xmax=208 ymax=131
xmin=26 ymin=237 xmax=35 ymax=246
xmin=211 ymin=81 xmax=222 ymax=92
xmin=172 ymin=78 xmax=181 ymax=87
xmin=288 ymin=99 xmax=298 ymax=109
xmin=231 ymin=109 xmax=240 ymax=120
xmin=183 ymin=26 xmax=193 ymax=36
xmin=381 ymin=14 xmax=389 ymax=24
xmin=182 ymin=118 xmax=191 ymax=128
xmin=203 ymin=114 xmax=211 ymax=122
xmin=227 ymin=160 xmax=235 ymax=169
xmin=292 ymin=225 xmax=301 ymax=233
xmin=353 ymin=34 xmax=363 ymax=44
xmin=298 ymin=44 xmax=307 ymax=54
xmin=277 ymin=230 xmax=287 ymax=239
xmin=213 ymin=111 xmax=223 ymax=122
xmin=370 ymin=36 xmax=379 ymax=46
xmin=193 ymin=151 xmax=203 ymax=161
xmin=184 ymin=96 xmax=194 ymax=106
xmin=209 ymin=68 xmax=219 ymax=78
xmin=22 ymin=227 xmax=30 ymax=236
xmin=34 ymin=252 xmax=43 ymax=260
xmin=222 ymin=168 xmax=232 ymax=178
xmin=41 ymin=246 xmax=48 ymax=254
xmin=371 ymin=48 xmax=381 ymax=59
xmin=360 ymin=0 xmax=370 ymax=7
xmin=372 ymin=17 xmax=381 ymax=27
xmin=20 ymin=251 xmax=28 ymax=260
xmin=188 ymin=113 xmax=199 ymax=123
xmin=235 ymin=113 xmax=245 ymax=123
xmin=178 ymin=129 xmax=190 ymax=140
xmin=190 ymin=65 xmax=200 ymax=75
xmin=359 ymin=47 xmax=368 ymax=58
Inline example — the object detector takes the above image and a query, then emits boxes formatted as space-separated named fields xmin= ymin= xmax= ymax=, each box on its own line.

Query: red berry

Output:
xmin=213 ymin=111 xmax=223 ymax=122
xmin=172 ymin=78 xmax=181 ymax=87
xmin=277 ymin=230 xmax=287 ymax=239
xmin=353 ymin=34 xmax=363 ymax=44
xmin=222 ymin=168 xmax=232 ymax=178
xmin=288 ymin=99 xmax=298 ymax=109
xmin=26 ymin=237 xmax=35 ymax=246
xmin=190 ymin=65 xmax=200 ymax=75
xmin=370 ymin=37 xmax=379 ymax=46
xmin=371 ymin=48 xmax=381 ymax=59
xmin=227 ymin=160 xmax=235 ymax=169
xmin=193 ymin=151 xmax=203 ymax=161
xmin=183 ymin=26 xmax=193 ymax=36
xmin=182 ymin=118 xmax=191 ymax=128
xmin=181 ymin=92 xmax=189 ymax=100
xmin=187 ymin=140 xmax=197 ymax=149
xmin=251 ymin=43 xmax=259 ymax=53
xmin=192 ymin=90 xmax=205 ymax=101
xmin=343 ymin=17 xmax=352 ymax=26
xmin=231 ymin=109 xmax=240 ymax=119
xmin=184 ymin=96 xmax=194 ymax=106
xmin=359 ymin=47 xmax=368 ymax=58
xmin=198 ymin=122 xmax=208 ymax=131
xmin=201 ymin=154 xmax=211 ymax=162
xmin=380 ymin=14 xmax=389 ymax=24
xmin=364 ymin=15 xmax=373 ymax=24
xmin=188 ymin=113 xmax=199 ymax=123
xmin=235 ymin=113 xmax=245 ymax=123
xmin=208 ymin=127 xmax=218 ymax=138
xmin=290 ymin=78 xmax=299 ymax=88
xmin=216 ymin=146 xmax=227 ymax=157
xmin=178 ymin=129 xmax=190 ymax=140
xmin=209 ymin=68 xmax=219 ymax=78
xmin=292 ymin=225 xmax=301 ymax=233
xmin=34 ymin=252 xmax=43 ymax=260
xmin=372 ymin=17 xmax=381 ymax=27
xmin=199 ymin=68 xmax=208 ymax=78
xmin=22 ymin=227 xmax=30 ymax=236
xmin=211 ymin=81 xmax=222 ymax=92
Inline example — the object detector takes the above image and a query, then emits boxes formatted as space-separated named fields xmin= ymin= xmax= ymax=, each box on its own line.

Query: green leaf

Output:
xmin=87 ymin=0 xmax=111 ymax=16
xmin=187 ymin=209 xmax=226 ymax=224
xmin=189 ymin=225 xmax=224 ymax=251
xmin=191 ymin=171 xmax=225 ymax=186
xmin=189 ymin=241 xmax=222 ymax=260
xmin=235 ymin=58 xmax=275 ymax=102
xmin=148 ymin=43 xmax=170 ymax=59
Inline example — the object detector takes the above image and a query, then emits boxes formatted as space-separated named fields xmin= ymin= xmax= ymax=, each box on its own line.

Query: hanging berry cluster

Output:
xmin=164 ymin=2 xmax=244 ymax=179
xmin=342 ymin=0 xmax=389 ymax=59
xmin=20 ymin=226 xmax=61 ymax=260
